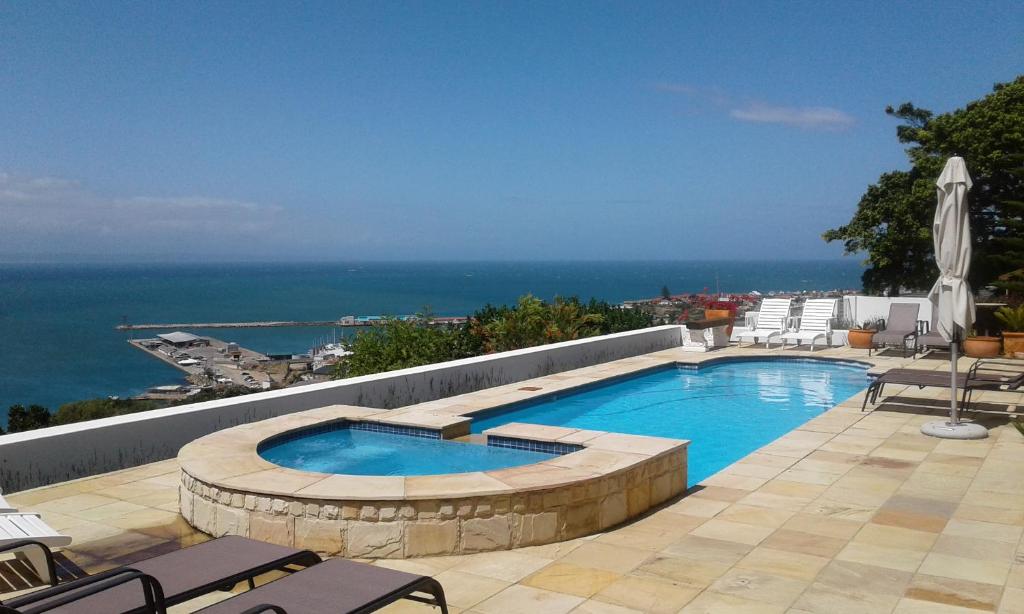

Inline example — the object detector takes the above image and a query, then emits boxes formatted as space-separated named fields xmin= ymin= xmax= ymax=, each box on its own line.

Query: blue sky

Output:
xmin=1 ymin=2 xmax=1021 ymax=261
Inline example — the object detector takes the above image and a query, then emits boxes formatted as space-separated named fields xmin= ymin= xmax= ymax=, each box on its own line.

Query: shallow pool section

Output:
xmin=472 ymin=359 xmax=869 ymax=484
xmin=259 ymin=425 xmax=558 ymax=476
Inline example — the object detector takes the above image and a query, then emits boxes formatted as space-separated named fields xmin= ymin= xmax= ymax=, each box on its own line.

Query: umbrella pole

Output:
xmin=949 ymin=336 xmax=959 ymax=426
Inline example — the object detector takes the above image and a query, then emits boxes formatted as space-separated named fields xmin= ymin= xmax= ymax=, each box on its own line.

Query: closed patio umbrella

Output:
xmin=921 ymin=156 xmax=987 ymax=439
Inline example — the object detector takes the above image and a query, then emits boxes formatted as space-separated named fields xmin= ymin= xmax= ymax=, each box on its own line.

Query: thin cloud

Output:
xmin=655 ymin=83 xmax=854 ymax=130
xmin=730 ymin=104 xmax=855 ymax=130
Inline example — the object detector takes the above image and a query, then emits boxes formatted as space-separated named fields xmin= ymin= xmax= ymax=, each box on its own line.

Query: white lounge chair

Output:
xmin=736 ymin=298 xmax=793 ymax=347
xmin=778 ymin=298 xmax=837 ymax=351
xmin=0 ymin=503 xmax=70 ymax=585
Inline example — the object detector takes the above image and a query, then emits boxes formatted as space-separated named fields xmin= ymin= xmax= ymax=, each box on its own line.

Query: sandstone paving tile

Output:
xmin=96 ymin=481 xmax=179 ymax=501
xmin=726 ymin=462 xmax=789 ymax=480
xmin=58 ymin=519 xmax=129 ymax=545
xmin=373 ymin=557 xmax=453 ymax=578
xmin=105 ymin=508 xmax=188 ymax=534
xmin=804 ymin=450 xmax=864 ymax=466
xmin=775 ymin=469 xmax=842 ymax=486
xmin=73 ymin=500 xmax=151 ymax=522
xmin=593 ymin=574 xmax=700 ymax=614
xmin=757 ymin=480 xmax=828 ymax=500
xmin=933 ymin=440 xmax=994 ymax=459
xmin=126 ymin=488 xmax=180 ymax=508
xmin=801 ymin=497 xmax=877 ymax=523
xmin=29 ymin=493 xmax=122 ymax=515
xmin=741 ymin=452 xmax=801 ymax=469
xmin=868 ymin=447 xmax=930 ymax=463
xmin=871 ymin=508 xmax=949 ymax=533
xmin=71 ymin=529 xmax=168 ymax=563
xmin=779 ymin=513 xmax=862 ymax=540
xmin=631 ymin=553 xmax=732 ymax=589
xmin=516 ymin=539 xmax=584 ymax=560
xmin=432 ymin=570 xmax=512 ymax=609
xmin=954 ymin=503 xmax=1024 ymax=527
xmin=475 ymin=584 xmax=584 ymax=614
xmin=688 ymin=485 xmax=750 ymax=503
xmin=738 ymin=491 xmax=814 ymax=513
xmin=918 ymin=459 xmax=982 ymax=479
xmin=595 ymin=525 xmax=691 ymax=552
xmin=932 ymin=534 xmax=1019 ymax=564
xmin=559 ymin=542 xmax=652 ymax=575
xmin=707 ymin=568 xmax=809 ymax=608
xmin=852 ymin=523 xmax=938 ymax=552
xmin=1008 ymin=566 xmax=1024 ymax=589
xmin=760 ymin=529 xmax=848 ymax=559
xmin=689 ymin=519 xmax=775 ymax=546
xmin=918 ymin=552 xmax=1012 ymax=586
xmin=898 ymin=472 xmax=973 ymax=501
xmin=664 ymin=496 xmax=730 ymax=518
xmin=943 ymin=519 xmax=1024 ymax=545
xmin=568 ymin=599 xmax=642 ymax=614
xmin=522 ymin=562 xmax=620 ymax=598
xmin=961 ymin=490 xmax=1024 ymax=512
xmin=701 ymin=473 xmax=769 ymax=491
xmin=807 ymin=559 xmax=914 ymax=599
xmin=659 ymin=534 xmax=753 ymax=566
xmin=23 ymin=510 xmax=87 ymax=532
xmin=835 ymin=541 xmax=927 ymax=572
xmin=450 ymin=550 xmax=554 ymax=582
xmin=1000 ymin=587 xmax=1024 ymax=614
xmin=712 ymin=503 xmax=794 ymax=529
xmin=891 ymin=598 xmax=986 ymax=614
xmin=852 ymin=458 xmax=920 ymax=480
xmin=678 ymin=591 xmax=787 ymax=613
xmin=903 ymin=573 xmax=1004 ymax=612
xmin=734 ymin=546 xmax=830 ymax=581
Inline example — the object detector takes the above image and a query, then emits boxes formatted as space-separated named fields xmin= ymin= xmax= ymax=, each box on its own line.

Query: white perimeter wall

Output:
xmin=842 ymin=296 xmax=934 ymax=328
xmin=0 ymin=326 xmax=683 ymax=492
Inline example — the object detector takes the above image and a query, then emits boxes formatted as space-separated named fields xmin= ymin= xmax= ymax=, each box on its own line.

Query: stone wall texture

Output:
xmin=180 ymin=449 xmax=686 ymax=558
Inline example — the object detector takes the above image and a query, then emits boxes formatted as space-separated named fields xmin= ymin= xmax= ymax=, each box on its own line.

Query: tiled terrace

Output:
xmin=4 ymin=345 xmax=1023 ymax=613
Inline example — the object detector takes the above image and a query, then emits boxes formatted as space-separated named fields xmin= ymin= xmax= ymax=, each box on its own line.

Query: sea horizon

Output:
xmin=0 ymin=259 xmax=865 ymax=420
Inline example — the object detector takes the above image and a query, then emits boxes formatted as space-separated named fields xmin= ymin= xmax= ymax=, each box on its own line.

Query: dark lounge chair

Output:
xmin=917 ymin=310 xmax=951 ymax=353
xmin=870 ymin=303 xmax=921 ymax=357
xmin=861 ymin=360 xmax=1024 ymax=412
xmin=0 ymin=536 xmax=447 ymax=614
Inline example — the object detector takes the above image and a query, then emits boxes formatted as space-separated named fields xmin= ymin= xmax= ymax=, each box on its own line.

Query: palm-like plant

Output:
xmin=995 ymin=304 xmax=1024 ymax=332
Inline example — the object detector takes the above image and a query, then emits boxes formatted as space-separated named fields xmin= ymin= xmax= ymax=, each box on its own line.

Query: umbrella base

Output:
xmin=921 ymin=420 xmax=988 ymax=440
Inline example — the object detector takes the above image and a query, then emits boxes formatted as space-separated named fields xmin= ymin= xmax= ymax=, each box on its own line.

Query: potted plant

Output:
xmin=703 ymin=301 xmax=738 ymax=336
xmin=847 ymin=320 xmax=878 ymax=349
xmin=995 ymin=304 xmax=1024 ymax=357
xmin=964 ymin=331 xmax=1001 ymax=358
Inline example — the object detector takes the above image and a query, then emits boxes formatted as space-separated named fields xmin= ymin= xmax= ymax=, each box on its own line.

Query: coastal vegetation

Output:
xmin=0 ymin=386 xmax=256 ymax=435
xmin=337 ymin=295 xmax=653 ymax=378
xmin=824 ymin=75 xmax=1024 ymax=296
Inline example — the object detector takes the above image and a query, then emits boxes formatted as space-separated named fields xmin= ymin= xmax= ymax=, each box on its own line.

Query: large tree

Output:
xmin=824 ymin=76 xmax=1024 ymax=295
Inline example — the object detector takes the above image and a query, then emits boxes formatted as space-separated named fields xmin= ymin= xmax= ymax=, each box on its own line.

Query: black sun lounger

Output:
xmin=195 ymin=558 xmax=448 ymax=614
xmin=862 ymin=361 xmax=1024 ymax=412
xmin=0 ymin=536 xmax=320 ymax=614
xmin=0 ymin=536 xmax=447 ymax=614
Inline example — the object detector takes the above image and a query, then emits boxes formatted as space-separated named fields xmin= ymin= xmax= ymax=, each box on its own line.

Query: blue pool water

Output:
xmin=471 ymin=359 xmax=870 ymax=484
xmin=259 ymin=427 xmax=557 ymax=476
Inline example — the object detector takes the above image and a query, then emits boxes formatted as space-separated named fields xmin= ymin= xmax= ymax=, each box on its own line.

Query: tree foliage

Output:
xmin=336 ymin=294 xmax=653 ymax=378
xmin=824 ymin=76 xmax=1024 ymax=295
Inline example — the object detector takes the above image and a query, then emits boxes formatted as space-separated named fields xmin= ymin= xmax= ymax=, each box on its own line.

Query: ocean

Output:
xmin=0 ymin=260 xmax=863 ymax=420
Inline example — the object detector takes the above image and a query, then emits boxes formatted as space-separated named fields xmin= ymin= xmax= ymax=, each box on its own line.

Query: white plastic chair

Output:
xmin=736 ymin=298 xmax=793 ymax=347
xmin=778 ymin=299 xmax=837 ymax=351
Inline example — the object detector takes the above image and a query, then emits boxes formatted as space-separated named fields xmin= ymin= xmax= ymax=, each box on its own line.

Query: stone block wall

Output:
xmin=180 ymin=449 xmax=685 ymax=558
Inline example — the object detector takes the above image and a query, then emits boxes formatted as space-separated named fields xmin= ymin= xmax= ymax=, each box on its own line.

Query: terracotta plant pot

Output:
xmin=847 ymin=329 xmax=876 ymax=349
xmin=964 ymin=336 xmax=1001 ymax=358
xmin=1002 ymin=332 xmax=1024 ymax=357
xmin=703 ymin=309 xmax=734 ymax=336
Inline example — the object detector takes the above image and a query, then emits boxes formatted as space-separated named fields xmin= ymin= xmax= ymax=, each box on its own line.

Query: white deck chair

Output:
xmin=778 ymin=298 xmax=837 ymax=351
xmin=0 ymin=512 xmax=70 ymax=584
xmin=736 ymin=298 xmax=792 ymax=347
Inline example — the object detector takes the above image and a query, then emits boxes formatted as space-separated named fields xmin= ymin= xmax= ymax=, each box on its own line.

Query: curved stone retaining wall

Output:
xmin=178 ymin=406 xmax=687 ymax=558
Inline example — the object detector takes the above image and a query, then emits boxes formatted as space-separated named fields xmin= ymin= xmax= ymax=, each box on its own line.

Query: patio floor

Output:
xmin=4 ymin=345 xmax=1023 ymax=613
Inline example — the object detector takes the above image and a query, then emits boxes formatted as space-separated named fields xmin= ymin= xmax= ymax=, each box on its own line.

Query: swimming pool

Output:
xmin=259 ymin=425 xmax=558 ymax=476
xmin=471 ymin=359 xmax=870 ymax=484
